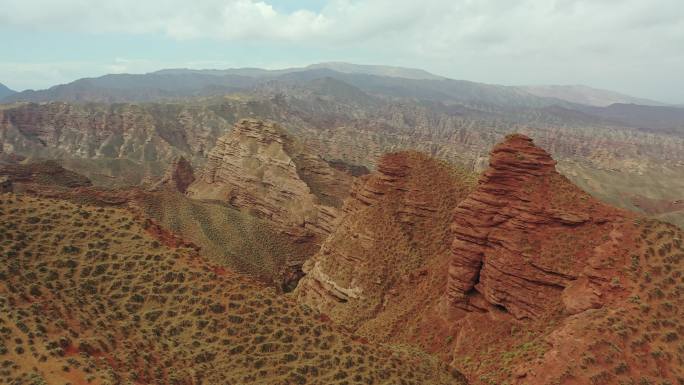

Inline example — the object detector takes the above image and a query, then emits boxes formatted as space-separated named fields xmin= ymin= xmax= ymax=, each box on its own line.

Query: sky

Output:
xmin=1 ymin=0 xmax=683 ymax=103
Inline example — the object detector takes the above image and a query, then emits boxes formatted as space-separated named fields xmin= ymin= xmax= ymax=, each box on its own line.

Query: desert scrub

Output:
xmin=0 ymin=194 xmax=461 ymax=384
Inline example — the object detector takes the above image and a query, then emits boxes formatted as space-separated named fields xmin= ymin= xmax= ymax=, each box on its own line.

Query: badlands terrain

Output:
xmin=1 ymin=63 xmax=684 ymax=384
xmin=2 ymin=65 xmax=683 ymax=227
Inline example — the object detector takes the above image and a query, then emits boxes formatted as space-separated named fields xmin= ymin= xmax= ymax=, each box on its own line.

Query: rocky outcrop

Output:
xmin=187 ymin=119 xmax=353 ymax=237
xmin=152 ymin=156 xmax=195 ymax=193
xmin=296 ymin=151 xmax=475 ymax=340
xmin=0 ymin=176 xmax=11 ymax=193
xmin=448 ymin=134 xmax=631 ymax=319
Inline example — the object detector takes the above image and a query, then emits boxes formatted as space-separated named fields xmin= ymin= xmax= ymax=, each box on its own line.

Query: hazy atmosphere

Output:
xmin=3 ymin=1 xmax=684 ymax=384
xmin=2 ymin=0 xmax=683 ymax=102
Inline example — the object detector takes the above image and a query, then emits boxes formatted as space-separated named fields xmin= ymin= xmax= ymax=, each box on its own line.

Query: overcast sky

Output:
xmin=1 ymin=0 xmax=683 ymax=102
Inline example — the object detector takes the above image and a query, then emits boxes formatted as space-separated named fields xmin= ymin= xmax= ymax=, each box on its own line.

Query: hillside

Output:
xmin=0 ymin=158 xmax=324 ymax=290
xmin=0 ymin=192 xmax=465 ymax=385
xmin=0 ymin=101 xmax=236 ymax=186
xmin=2 ymin=66 xmax=558 ymax=108
xmin=0 ymin=160 xmax=92 ymax=189
xmin=296 ymin=151 xmax=476 ymax=348
xmin=138 ymin=191 xmax=320 ymax=291
xmin=297 ymin=135 xmax=684 ymax=384
xmin=0 ymin=83 xmax=16 ymax=100
xmin=519 ymin=84 xmax=665 ymax=107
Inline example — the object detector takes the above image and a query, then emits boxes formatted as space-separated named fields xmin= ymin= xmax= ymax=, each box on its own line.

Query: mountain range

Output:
xmin=520 ymin=84 xmax=666 ymax=107
xmin=2 ymin=61 xmax=684 ymax=383
xmin=3 ymin=62 xmax=684 ymax=226
xmin=2 ymin=62 xmax=674 ymax=108
xmin=0 ymin=83 xmax=16 ymax=100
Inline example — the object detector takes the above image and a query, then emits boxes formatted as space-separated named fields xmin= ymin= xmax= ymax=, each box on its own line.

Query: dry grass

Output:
xmin=0 ymin=193 xmax=462 ymax=384
xmin=137 ymin=191 xmax=319 ymax=290
xmin=571 ymin=219 xmax=684 ymax=384
xmin=297 ymin=151 xmax=476 ymax=355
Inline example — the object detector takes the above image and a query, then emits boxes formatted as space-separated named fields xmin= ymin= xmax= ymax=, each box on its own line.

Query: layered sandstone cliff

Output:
xmin=448 ymin=134 xmax=632 ymax=319
xmin=3 ymin=97 xmax=683 ymax=227
xmin=296 ymin=136 xmax=682 ymax=385
xmin=187 ymin=118 xmax=353 ymax=237
xmin=296 ymin=151 xmax=475 ymax=340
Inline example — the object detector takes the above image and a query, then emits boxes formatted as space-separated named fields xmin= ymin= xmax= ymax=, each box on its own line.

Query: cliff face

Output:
xmin=295 ymin=151 xmax=475 ymax=342
xmin=187 ymin=119 xmax=353 ymax=237
xmin=448 ymin=134 xmax=632 ymax=319
xmin=442 ymin=135 xmax=684 ymax=385
xmin=152 ymin=156 xmax=195 ymax=193
xmin=295 ymin=136 xmax=684 ymax=385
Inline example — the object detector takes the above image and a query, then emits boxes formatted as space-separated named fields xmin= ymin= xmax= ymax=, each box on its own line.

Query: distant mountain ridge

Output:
xmin=576 ymin=103 xmax=684 ymax=133
xmin=154 ymin=62 xmax=443 ymax=80
xmin=306 ymin=62 xmax=443 ymax=79
xmin=0 ymin=82 xmax=16 ymax=99
xmin=2 ymin=72 xmax=258 ymax=103
xmin=520 ymin=84 xmax=665 ymax=107
xmin=3 ymin=65 xmax=558 ymax=107
xmin=3 ymin=62 xmax=683 ymax=144
xmin=3 ymin=62 xmax=664 ymax=109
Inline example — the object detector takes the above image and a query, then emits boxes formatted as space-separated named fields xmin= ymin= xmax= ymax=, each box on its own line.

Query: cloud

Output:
xmin=1 ymin=0 xmax=683 ymax=101
xmin=0 ymin=0 xmax=332 ymax=40
xmin=2 ymin=0 xmax=682 ymax=52
xmin=3 ymin=0 xmax=681 ymax=43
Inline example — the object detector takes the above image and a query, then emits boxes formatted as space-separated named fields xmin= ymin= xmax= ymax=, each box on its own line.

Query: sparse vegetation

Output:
xmin=0 ymin=193 xmax=461 ymax=384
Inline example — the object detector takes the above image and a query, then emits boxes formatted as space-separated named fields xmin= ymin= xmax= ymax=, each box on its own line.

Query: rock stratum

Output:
xmin=187 ymin=118 xmax=353 ymax=238
xmin=296 ymin=151 xmax=476 ymax=346
xmin=447 ymin=134 xmax=630 ymax=319
xmin=297 ymin=135 xmax=684 ymax=385
xmin=152 ymin=156 xmax=195 ymax=193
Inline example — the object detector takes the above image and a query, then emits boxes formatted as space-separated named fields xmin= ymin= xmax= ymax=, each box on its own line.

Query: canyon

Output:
xmin=2 ymin=89 xmax=682 ymax=229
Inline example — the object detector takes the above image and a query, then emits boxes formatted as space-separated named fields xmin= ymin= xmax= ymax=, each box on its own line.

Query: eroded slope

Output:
xmin=296 ymin=152 xmax=476 ymax=351
xmin=297 ymin=135 xmax=684 ymax=384
xmin=0 ymin=193 xmax=463 ymax=385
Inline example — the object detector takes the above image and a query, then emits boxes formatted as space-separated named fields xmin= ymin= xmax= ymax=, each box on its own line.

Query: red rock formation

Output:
xmin=0 ymin=176 xmax=11 ymax=193
xmin=448 ymin=134 xmax=632 ymax=319
xmin=142 ymin=218 xmax=198 ymax=249
xmin=296 ymin=134 xmax=679 ymax=385
xmin=296 ymin=151 xmax=475 ymax=341
xmin=152 ymin=156 xmax=195 ymax=193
